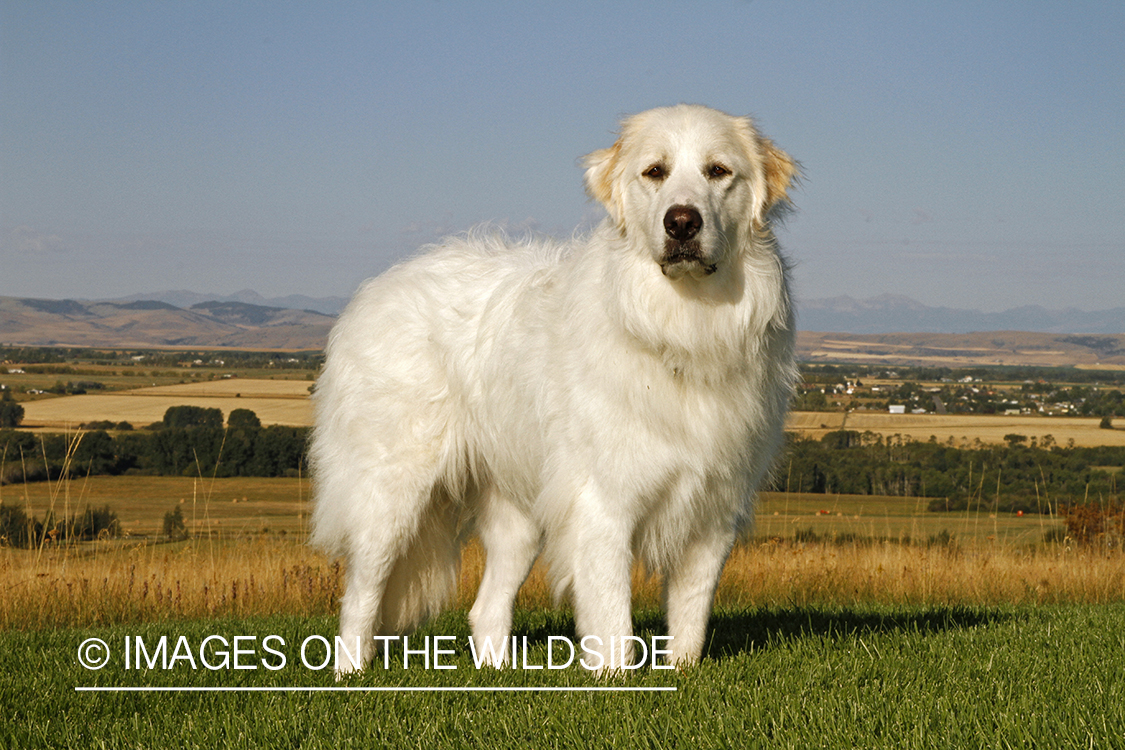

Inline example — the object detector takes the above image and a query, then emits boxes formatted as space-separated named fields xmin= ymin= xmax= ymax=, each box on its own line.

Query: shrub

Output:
xmin=163 ymin=506 xmax=189 ymax=541
xmin=1062 ymin=501 xmax=1124 ymax=547
xmin=0 ymin=502 xmax=38 ymax=547
xmin=162 ymin=405 xmax=223 ymax=429
xmin=0 ymin=392 xmax=23 ymax=429
xmin=228 ymin=408 xmax=262 ymax=430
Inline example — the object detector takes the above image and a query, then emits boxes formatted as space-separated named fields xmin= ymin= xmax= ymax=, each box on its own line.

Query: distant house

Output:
xmin=889 ymin=405 xmax=906 ymax=414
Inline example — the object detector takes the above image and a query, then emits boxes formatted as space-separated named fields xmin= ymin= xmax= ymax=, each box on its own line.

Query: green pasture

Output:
xmin=4 ymin=605 xmax=1124 ymax=748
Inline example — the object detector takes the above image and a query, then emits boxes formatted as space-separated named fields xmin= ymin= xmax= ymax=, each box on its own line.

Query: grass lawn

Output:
xmin=4 ymin=605 xmax=1124 ymax=748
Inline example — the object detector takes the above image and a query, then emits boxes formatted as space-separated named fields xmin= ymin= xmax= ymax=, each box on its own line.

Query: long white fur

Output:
xmin=310 ymin=104 xmax=799 ymax=672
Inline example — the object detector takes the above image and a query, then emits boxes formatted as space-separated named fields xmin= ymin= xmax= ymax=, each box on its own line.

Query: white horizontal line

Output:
xmin=76 ymin=686 xmax=676 ymax=693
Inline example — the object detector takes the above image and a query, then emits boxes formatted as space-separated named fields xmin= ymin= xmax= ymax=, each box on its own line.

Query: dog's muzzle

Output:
xmin=660 ymin=205 xmax=716 ymax=277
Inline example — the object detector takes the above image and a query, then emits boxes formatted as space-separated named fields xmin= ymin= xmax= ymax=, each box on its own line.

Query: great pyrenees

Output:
xmin=310 ymin=104 xmax=798 ymax=672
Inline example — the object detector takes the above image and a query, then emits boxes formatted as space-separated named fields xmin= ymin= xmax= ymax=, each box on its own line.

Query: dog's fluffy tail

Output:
xmin=377 ymin=492 xmax=463 ymax=635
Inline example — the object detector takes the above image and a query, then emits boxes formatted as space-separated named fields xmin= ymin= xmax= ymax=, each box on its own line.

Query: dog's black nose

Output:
xmin=663 ymin=206 xmax=702 ymax=241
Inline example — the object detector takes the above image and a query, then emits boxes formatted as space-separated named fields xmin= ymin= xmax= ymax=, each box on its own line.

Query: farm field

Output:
xmin=14 ymin=378 xmax=1125 ymax=447
xmin=787 ymin=409 xmax=1125 ymax=447
xmin=3 ymin=475 xmax=1061 ymax=548
xmin=18 ymin=378 xmax=314 ymax=429
xmin=3 ymin=477 xmax=1109 ymax=633
xmin=755 ymin=492 xmax=1063 ymax=547
xmin=0 ymin=476 xmax=311 ymax=538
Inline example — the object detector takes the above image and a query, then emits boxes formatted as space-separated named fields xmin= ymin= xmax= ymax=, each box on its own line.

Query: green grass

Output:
xmin=5 ymin=605 xmax=1124 ymax=748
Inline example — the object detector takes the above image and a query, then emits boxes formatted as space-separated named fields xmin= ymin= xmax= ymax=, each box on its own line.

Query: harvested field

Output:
xmin=787 ymin=410 xmax=1125 ymax=447
xmin=127 ymin=379 xmax=314 ymax=398
xmin=18 ymin=379 xmax=314 ymax=429
xmin=20 ymin=381 xmax=1124 ymax=445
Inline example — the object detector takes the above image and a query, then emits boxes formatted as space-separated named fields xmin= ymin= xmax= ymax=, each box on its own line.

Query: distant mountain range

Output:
xmin=109 ymin=291 xmax=1125 ymax=335
xmin=108 ymin=289 xmax=349 ymax=317
xmin=798 ymin=294 xmax=1125 ymax=335
xmin=2 ymin=292 xmax=1123 ymax=359
xmin=0 ymin=296 xmax=333 ymax=350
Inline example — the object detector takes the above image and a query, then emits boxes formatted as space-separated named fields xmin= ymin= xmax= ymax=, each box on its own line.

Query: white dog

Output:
xmin=310 ymin=104 xmax=798 ymax=672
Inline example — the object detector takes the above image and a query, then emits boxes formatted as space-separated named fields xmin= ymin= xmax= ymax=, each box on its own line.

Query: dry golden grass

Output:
xmin=4 ymin=534 xmax=1124 ymax=631
xmin=713 ymin=541 xmax=1125 ymax=607
xmin=788 ymin=410 xmax=1125 ymax=447
xmin=3 ymin=475 xmax=1122 ymax=631
xmin=0 ymin=538 xmax=338 ymax=629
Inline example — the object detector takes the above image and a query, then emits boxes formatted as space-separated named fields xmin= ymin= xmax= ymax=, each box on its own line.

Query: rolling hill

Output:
xmin=3 ymin=293 xmax=1124 ymax=368
xmin=797 ymin=331 xmax=1125 ymax=369
xmin=0 ymin=296 xmax=332 ymax=350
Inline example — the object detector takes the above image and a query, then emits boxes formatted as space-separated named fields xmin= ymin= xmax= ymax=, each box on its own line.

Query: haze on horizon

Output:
xmin=2 ymin=2 xmax=1122 ymax=314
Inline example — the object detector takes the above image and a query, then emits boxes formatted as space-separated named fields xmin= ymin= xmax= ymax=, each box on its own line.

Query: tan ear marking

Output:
xmin=760 ymin=138 xmax=797 ymax=211
xmin=582 ymin=140 xmax=620 ymax=205
xmin=582 ymin=138 xmax=624 ymax=225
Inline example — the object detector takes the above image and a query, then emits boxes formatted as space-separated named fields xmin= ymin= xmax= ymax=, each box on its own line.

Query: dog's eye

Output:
xmin=643 ymin=164 xmax=666 ymax=180
xmin=707 ymin=163 xmax=732 ymax=179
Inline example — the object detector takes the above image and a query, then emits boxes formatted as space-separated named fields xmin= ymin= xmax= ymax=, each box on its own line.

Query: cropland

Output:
xmin=18 ymin=378 xmax=314 ymax=430
xmin=15 ymin=376 xmax=1123 ymax=448
xmin=787 ymin=409 xmax=1125 ymax=447
xmin=797 ymin=330 xmax=1125 ymax=368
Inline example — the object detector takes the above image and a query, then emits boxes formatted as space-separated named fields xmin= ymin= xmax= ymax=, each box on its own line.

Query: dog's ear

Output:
xmin=759 ymin=137 xmax=797 ymax=216
xmin=736 ymin=117 xmax=798 ymax=225
xmin=583 ymin=140 xmax=624 ymax=227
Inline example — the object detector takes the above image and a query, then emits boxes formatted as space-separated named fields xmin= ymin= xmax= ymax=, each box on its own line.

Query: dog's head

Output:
xmin=584 ymin=105 xmax=796 ymax=280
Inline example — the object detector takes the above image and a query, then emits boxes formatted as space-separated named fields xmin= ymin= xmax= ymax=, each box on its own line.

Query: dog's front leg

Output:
xmin=568 ymin=481 xmax=636 ymax=673
xmin=663 ymin=525 xmax=736 ymax=666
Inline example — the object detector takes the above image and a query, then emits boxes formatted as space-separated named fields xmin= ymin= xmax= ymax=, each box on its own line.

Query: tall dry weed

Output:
xmin=0 ymin=537 xmax=340 ymax=629
xmin=5 ymin=535 xmax=1124 ymax=631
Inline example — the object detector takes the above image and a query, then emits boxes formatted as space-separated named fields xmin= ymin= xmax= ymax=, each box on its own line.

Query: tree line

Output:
xmin=3 ymin=413 xmax=1123 ymax=517
xmin=767 ymin=430 xmax=1123 ymax=514
xmin=0 ymin=406 xmax=307 ymax=484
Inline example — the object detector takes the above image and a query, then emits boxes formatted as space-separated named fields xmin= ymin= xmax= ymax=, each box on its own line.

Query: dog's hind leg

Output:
xmin=336 ymin=542 xmax=394 ymax=675
xmin=468 ymin=489 xmax=541 ymax=667
xmin=333 ymin=467 xmax=454 ymax=676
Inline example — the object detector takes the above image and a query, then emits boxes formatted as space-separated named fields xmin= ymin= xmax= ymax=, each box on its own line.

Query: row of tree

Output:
xmin=0 ymin=407 xmax=307 ymax=483
xmin=3 ymin=410 xmax=1123 ymax=516
xmin=767 ymin=431 xmax=1123 ymax=514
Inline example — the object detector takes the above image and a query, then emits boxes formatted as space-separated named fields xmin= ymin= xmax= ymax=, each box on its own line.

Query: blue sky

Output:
xmin=2 ymin=1 xmax=1122 ymax=312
